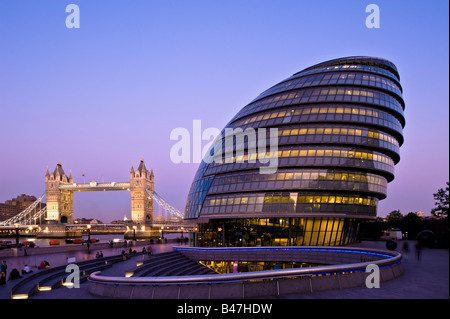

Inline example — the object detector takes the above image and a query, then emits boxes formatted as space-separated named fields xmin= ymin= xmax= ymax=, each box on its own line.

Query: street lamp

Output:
xmin=14 ymin=224 xmax=20 ymax=248
xmin=86 ymin=224 xmax=91 ymax=253
xmin=132 ymin=225 xmax=137 ymax=241
xmin=160 ymin=226 xmax=164 ymax=239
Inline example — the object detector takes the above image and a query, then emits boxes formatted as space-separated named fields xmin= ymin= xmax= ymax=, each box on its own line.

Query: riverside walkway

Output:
xmin=0 ymin=240 xmax=448 ymax=299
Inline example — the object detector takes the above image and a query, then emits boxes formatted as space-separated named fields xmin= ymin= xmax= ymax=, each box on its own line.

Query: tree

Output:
xmin=431 ymin=182 xmax=449 ymax=218
xmin=386 ymin=210 xmax=403 ymax=223
xmin=403 ymin=212 xmax=422 ymax=223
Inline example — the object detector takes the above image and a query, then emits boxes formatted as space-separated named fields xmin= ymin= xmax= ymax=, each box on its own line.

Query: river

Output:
xmin=0 ymin=232 xmax=185 ymax=247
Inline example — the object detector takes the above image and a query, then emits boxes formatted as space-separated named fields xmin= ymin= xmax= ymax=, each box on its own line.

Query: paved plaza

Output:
xmin=285 ymin=241 xmax=449 ymax=299
xmin=0 ymin=241 xmax=448 ymax=299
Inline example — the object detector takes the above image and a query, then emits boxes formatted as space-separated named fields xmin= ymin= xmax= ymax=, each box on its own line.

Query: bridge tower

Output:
xmin=45 ymin=161 xmax=74 ymax=224
xmin=130 ymin=158 xmax=154 ymax=224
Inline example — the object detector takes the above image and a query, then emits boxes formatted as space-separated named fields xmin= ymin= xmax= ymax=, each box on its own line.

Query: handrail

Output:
xmin=173 ymin=245 xmax=396 ymax=257
xmin=88 ymin=247 xmax=401 ymax=285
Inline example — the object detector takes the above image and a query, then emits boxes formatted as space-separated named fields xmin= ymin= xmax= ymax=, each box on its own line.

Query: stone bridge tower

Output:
xmin=45 ymin=162 xmax=74 ymax=224
xmin=130 ymin=158 xmax=154 ymax=224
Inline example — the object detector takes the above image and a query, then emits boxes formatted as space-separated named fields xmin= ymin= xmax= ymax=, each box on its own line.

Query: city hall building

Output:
xmin=185 ymin=56 xmax=405 ymax=247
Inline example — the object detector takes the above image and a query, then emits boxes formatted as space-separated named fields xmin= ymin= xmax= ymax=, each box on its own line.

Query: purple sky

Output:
xmin=0 ymin=0 xmax=448 ymax=222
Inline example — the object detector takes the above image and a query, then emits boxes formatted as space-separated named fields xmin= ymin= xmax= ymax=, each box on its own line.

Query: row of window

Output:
xmin=210 ymin=147 xmax=394 ymax=166
xmin=206 ymin=193 xmax=377 ymax=207
xmin=218 ymin=124 xmax=400 ymax=154
xmin=305 ymin=57 xmax=399 ymax=77
xmin=232 ymin=104 xmax=404 ymax=136
xmin=200 ymin=192 xmax=377 ymax=217
xmin=277 ymin=126 xmax=399 ymax=147
xmin=207 ymin=179 xmax=387 ymax=198
xmin=256 ymin=71 xmax=402 ymax=103
xmin=235 ymin=86 xmax=404 ymax=123
xmin=205 ymin=156 xmax=394 ymax=180
xmin=201 ymin=201 xmax=377 ymax=216
xmin=221 ymin=129 xmax=400 ymax=163
xmin=278 ymin=134 xmax=400 ymax=157
xmin=211 ymin=169 xmax=387 ymax=185
xmin=289 ymin=63 xmax=400 ymax=83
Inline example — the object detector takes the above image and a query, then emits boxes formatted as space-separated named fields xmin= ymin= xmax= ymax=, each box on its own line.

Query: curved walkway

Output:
xmin=1 ymin=241 xmax=448 ymax=299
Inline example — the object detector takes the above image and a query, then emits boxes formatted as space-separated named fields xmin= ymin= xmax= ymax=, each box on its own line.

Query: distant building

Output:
xmin=74 ymin=218 xmax=103 ymax=224
xmin=111 ymin=215 xmax=133 ymax=225
xmin=416 ymin=211 xmax=425 ymax=219
xmin=0 ymin=194 xmax=45 ymax=222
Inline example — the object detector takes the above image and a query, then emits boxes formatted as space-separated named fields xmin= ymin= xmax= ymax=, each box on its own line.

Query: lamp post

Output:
xmin=86 ymin=224 xmax=91 ymax=253
xmin=132 ymin=225 xmax=137 ymax=241
xmin=14 ymin=224 xmax=20 ymax=248
xmin=160 ymin=226 xmax=164 ymax=239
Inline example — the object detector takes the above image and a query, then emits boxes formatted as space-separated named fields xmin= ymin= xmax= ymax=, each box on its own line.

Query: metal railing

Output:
xmin=88 ymin=246 xmax=402 ymax=285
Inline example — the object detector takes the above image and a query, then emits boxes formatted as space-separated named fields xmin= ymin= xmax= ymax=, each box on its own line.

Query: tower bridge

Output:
xmin=0 ymin=159 xmax=192 ymax=235
xmin=45 ymin=158 xmax=156 ymax=224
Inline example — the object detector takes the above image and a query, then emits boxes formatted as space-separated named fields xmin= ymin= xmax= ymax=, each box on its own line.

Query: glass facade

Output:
xmin=185 ymin=56 xmax=405 ymax=247
xmin=197 ymin=218 xmax=360 ymax=247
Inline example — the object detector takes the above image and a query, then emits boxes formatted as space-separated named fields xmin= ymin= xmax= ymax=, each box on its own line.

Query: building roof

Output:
xmin=53 ymin=162 xmax=67 ymax=181
xmin=137 ymin=158 xmax=147 ymax=174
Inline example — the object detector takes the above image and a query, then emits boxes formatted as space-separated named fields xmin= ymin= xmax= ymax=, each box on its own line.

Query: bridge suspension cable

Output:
xmin=146 ymin=189 xmax=184 ymax=220
xmin=0 ymin=193 xmax=46 ymax=226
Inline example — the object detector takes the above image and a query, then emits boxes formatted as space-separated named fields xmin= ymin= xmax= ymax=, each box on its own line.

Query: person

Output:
xmin=402 ymin=241 xmax=410 ymax=262
xmin=142 ymin=247 xmax=147 ymax=255
xmin=415 ymin=241 xmax=422 ymax=261
xmin=0 ymin=261 xmax=7 ymax=277
xmin=0 ymin=272 xmax=6 ymax=286
xmin=39 ymin=260 xmax=50 ymax=269
xmin=22 ymin=264 xmax=32 ymax=274
xmin=8 ymin=268 xmax=22 ymax=280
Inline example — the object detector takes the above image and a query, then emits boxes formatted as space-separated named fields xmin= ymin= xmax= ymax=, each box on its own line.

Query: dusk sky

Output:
xmin=0 ymin=0 xmax=448 ymax=223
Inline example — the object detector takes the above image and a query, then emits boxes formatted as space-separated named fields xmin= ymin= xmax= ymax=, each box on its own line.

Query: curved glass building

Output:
xmin=185 ymin=56 xmax=405 ymax=247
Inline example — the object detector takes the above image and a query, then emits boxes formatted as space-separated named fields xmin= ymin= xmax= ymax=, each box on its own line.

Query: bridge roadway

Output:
xmin=0 ymin=221 xmax=195 ymax=232
xmin=65 ymin=221 xmax=196 ymax=232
